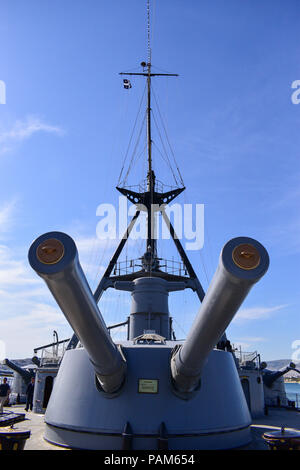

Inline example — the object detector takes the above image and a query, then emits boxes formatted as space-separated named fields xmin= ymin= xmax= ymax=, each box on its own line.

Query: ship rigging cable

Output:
xmin=151 ymin=85 xmax=184 ymax=187
xmin=117 ymin=79 xmax=185 ymax=189
xmin=121 ymin=113 xmax=147 ymax=186
xmin=151 ymin=110 xmax=179 ymax=186
xmin=117 ymin=84 xmax=146 ymax=186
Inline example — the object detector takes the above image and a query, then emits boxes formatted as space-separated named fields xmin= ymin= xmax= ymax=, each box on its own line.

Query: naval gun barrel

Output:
xmin=171 ymin=237 xmax=269 ymax=393
xmin=28 ymin=232 xmax=126 ymax=394
xmin=3 ymin=359 xmax=34 ymax=383
xmin=263 ymin=363 xmax=296 ymax=388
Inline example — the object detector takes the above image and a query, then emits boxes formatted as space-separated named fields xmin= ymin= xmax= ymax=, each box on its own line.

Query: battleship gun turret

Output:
xmin=3 ymin=359 xmax=35 ymax=404
xmin=3 ymin=359 xmax=34 ymax=384
xmin=28 ymin=231 xmax=126 ymax=394
xmin=263 ymin=362 xmax=297 ymax=388
xmin=262 ymin=362 xmax=300 ymax=408
xmin=171 ymin=237 xmax=269 ymax=393
xmin=26 ymin=16 xmax=272 ymax=448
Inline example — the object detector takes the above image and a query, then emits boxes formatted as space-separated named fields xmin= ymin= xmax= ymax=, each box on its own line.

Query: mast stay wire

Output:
xmin=147 ymin=0 xmax=151 ymax=64
xmin=152 ymin=138 xmax=178 ymax=187
xmin=106 ymin=80 xmax=130 ymax=191
xmin=151 ymin=85 xmax=185 ymax=187
xmin=125 ymin=142 xmax=148 ymax=184
xmin=122 ymin=112 xmax=147 ymax=186
xmin=152 ymin=139 xmax=173 ymax=175
xmin=151 ymin=109 xmax=179 ymax=185
xmin=206 ymin=225 xmax=216 ymax=282
xmin=151 ymin=0 xmax=156 ymax=53
xmin=117 ymin=83 xmax=147 ymax=186
xmin=91 ymin=237 xmax=111 ymax=292
xmin=86 ymin=90 xmax=129 ymax=285
xmin=182 ymin=188 xmax=211 ymax=289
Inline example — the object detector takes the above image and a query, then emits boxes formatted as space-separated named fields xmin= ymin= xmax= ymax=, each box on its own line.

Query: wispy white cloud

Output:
xmin=0 ymin=304 xmax=70 ymax=358
xmin=0 ymin=217 xmax=128 ymax=356
xmin=0 ymin=201 xmax=41 ymax=286
xmin=266 ymin=216 xmax=300 ymax=256
xmin=0 ymin=115 xmax=64 ymax=155
xmin=0 ymin=200 xmax=17 ymax=234
xmin=0 ymin=210 xmax=141 ymax=356
xmin=75 ymin=236 xmax=118 ymax=255
xmin=0 ymin=280 xmax=70 ymax=357
xmin=0 ymin=198 xmax=72 ymax=356
xmin=0 ymin=229 xmax=72 ymax=353
xmin=234 ymin=336 xmax=266 ymax=343
xmin=231 ymin=341 xmax=252 ymax=351
xmin=231 ymin=336 xmax=267 ymax=351
xmin=233 ymin=304 xmax=287 ymax=322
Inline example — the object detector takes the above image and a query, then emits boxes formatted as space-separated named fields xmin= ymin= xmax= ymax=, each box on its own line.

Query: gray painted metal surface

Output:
xmin=115 ymin=277 xmax=185 ymax=339
xmin=28 ymin=232 xmax=126 ymax=393
xmin=171 ymin=237 xmax=269 ymax=393
xmin=4 ymin=359 xmax=33 ymax=382
xmin=238 ymin=369 xmax=265 ymax=418
xmin=262 ymin=365 xmax=299 ymax=408
xmin=4 ymin=360 xmax=35 ymax=404
xmin=9 ymin=373 xmax=27 ymax=404
xmin=44 ymin=345 xmax=252 ymax=450
xmin=33 ymin=367 xmax=57 ymax=414
xmin=263 ymin=375 xmax=289 ymax=407
xmin=263 ymin=364 xmax=296 ymax=388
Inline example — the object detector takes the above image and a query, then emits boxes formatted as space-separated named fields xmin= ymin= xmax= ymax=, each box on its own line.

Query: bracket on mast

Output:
xmin=116 ymin=185 xmax=185 ymax=207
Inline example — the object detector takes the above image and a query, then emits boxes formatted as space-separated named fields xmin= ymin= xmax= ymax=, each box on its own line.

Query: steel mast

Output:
xmin=66 ymin=0 xmax=205 ymax=351
xmin=118 ymin=0 xmax=180 ymax=265
xmin=94 ymin=0 xmax=205 ymax=302
xmin=146 ymin=0 xmax=155 ymax=256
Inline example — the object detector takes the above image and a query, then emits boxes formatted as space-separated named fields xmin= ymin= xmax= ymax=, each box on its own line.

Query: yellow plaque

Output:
xmin=138 ymin=379 xmax=158 ymax=394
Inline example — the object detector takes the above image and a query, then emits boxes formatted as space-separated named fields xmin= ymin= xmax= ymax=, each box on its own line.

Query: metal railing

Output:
xmin=120 ymin=178 xmax=181 ymax=195
xmin=112 ymin=257 xmax=188 ymax=277
xmin=40 ymin=340 xmax=69 ymax=367
xmin=285 ymin=392 xmax=300 ymax=409
xmin=233 ymin=349 xmax=261 ymax=369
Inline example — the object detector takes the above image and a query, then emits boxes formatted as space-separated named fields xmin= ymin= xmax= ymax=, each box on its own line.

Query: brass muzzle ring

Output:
xmin=232 ymin=243 xmax=260 ymax=270
xmin=36 ymin=238 xmax=65 ymax=264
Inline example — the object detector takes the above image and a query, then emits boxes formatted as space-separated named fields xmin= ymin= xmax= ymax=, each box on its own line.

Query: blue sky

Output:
xmin=0 ymin=0 xmax=300 ymax=361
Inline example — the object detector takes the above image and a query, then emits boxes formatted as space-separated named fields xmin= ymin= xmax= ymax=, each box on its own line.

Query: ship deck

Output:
xmin=244 ymin=407 xmax=300 ymax=450
xmin=1 ymin=405 xmax=299 ymax=450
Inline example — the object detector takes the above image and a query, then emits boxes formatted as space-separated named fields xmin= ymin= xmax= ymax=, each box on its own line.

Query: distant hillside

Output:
xmin=12 ymin=359 xmax=34 ymax=367
xmin=1 ymin=358 xmax=34 ymax=372
xmin=265 ymin=359 xmax=300 ymax=373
